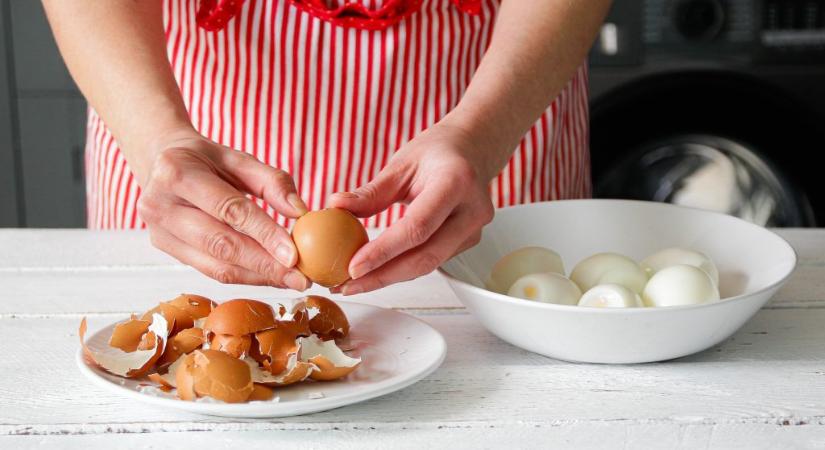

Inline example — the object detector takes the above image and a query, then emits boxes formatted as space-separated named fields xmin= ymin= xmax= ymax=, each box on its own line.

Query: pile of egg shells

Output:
xmin=486 ymin=247 xmax=721 ymax=308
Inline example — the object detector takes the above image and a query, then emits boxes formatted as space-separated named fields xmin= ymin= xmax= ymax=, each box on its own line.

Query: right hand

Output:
xmin=137 ymin=130 xmax=311 ymax=290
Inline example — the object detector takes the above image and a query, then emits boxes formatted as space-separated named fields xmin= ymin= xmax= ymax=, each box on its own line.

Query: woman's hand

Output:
xmin=137 ymin=130 xmax=311 ymax=290
xmin=328 ymin=121 xmax=496 ymax=295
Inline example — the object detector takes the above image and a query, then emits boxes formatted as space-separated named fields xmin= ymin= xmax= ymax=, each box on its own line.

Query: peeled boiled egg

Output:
xmin=642 ymin=264 xmax=720 ymax=307
xmin=486 ymin=246 xmax=565 ymax=294
xmin=291 ymin=208 xmax=369 ymax=287
xmin=641 ymin=247 xmax=719 ymax=286
xmin=578 ymin=284 xmax=643 ymax=308
xmin=570 ymin=252 xmax=647 ymax=294
xmin=507 ymin=272 xmax=582 ymax=305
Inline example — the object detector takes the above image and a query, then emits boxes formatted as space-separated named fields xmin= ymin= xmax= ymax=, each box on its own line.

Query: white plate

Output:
xmin=77 ymin=302 xmax=446 ymax=418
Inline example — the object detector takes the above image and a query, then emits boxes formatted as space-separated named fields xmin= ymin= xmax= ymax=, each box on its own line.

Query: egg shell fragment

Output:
xmin=294 ymin=295 xmax=350 ymax=340
xmin=245 ymin=355 xmax=315 ymax=386
xmin=570 ymin=252 xmax=648 ymax=294
xmin=203 ymin=299 xmax=277 ymax=336
xmin=486 ymin=246 xmax=565 ymax=294
xmin=578 ymin=284 xmax=643 ymax=308
xmin=79 ymin=313 xmax=169 ymax=378
xmin=252 ymin=310 xmax=312 ymax=375
xmin=209 ymin=333 xmax=252 ymax=359
xmin=507 ymin=272 xmax=582 ymax=305
xmin=141 ymin=302 xmax=195 ymax=336
xmin=642 ymin=264 xmax=720 ymax=307
xmin=108 ymin=318 xmax=152 ymax=352
xmin=158 ymin=327 xmax=205 ymax=366
xmin=298 ymin=335 xmax=361 ymax=381
xmin=641 ymin=247 xmax=720 ymax=286
xmin=175 ymin=350 xmax=255 ymax=403
xmin=291 ymin=208 xmax=369 ymax=287
xmin=166 ymin=294 xmax=217 ymax=319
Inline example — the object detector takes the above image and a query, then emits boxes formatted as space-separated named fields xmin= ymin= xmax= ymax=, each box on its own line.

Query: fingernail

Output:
xmin=334 ymin=191 xmax=359 ymax=199
xmin=328 ymin=285 xmax=342 ymax=294
xmin=283 ymin=270 xmax=309 ymax=291
xmin=287 ymin=193 xmax=308 ymax=215
xmin=350 ymin=262 xmax=371 ymax=280
xmin=275 ymin=243 xmax=295 ymax=267
xmin=342 ymin=284 xmax=364 ymax=296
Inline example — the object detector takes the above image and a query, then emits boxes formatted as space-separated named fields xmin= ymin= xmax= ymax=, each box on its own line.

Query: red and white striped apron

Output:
xmin=85 ymin=0 xmax=591 ymax=229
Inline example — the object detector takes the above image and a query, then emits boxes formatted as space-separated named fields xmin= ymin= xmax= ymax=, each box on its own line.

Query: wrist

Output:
xmin=438 ymin=109 xmax=516 ymax=183
xmin=126 ymin=122 xmax=200 ymax=187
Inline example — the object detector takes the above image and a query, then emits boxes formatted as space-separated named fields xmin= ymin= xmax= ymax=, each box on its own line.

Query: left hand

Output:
xmin=328 ymin=121 xmax=496 ymax=295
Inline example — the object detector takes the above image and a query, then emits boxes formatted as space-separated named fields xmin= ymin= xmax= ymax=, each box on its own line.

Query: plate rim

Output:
xmin=76 ymin=302 xmax=447 ymax=418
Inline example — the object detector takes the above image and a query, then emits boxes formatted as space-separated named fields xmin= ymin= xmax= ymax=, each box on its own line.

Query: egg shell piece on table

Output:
xmin=570 ymin=252 xmax=648 ymax=294
xmin=578 ymin=283 xmax=643 ymax=308
xmin=291 ymin=208 xmax=369 ymax=287
xmin=641 ymin=247 xmax=720 ymax=286
xmin=642 ymin=264 xmax=720 ymax=307
xmin=79 ymin=313 xmax=169 ymax=378
xmin=298 ymin=334 xmax=362 ymax=381
xmin=506 ymin=272 xmax=582 ymax=305
xmin=486 ymin=246 xmax=565 ymax=294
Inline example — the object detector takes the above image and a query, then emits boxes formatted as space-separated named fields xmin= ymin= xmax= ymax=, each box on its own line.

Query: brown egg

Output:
xmin=294 ymin=295 xmax=350 ymax=340
xmin=175 ymin=350 xmax=254 ymax=403
xmin=203 ymin=299 xmax=276 ymax=336
xmin=291 ymin=208 xmax=369 ymax=287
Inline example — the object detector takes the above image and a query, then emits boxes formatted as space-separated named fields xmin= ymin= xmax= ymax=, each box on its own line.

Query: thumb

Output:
xmin=328 ymin=168 xmax=404 ymax=218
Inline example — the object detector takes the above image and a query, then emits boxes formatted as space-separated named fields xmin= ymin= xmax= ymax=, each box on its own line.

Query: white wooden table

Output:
xmin=1 ymin=229 xmax=824 ymax=449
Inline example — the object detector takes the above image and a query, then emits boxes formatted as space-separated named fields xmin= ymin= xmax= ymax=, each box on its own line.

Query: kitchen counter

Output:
xmin=1 ymin=229 xmax=824 ymax=449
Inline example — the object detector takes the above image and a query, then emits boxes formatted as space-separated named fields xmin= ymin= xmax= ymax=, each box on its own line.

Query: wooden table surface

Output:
xmin=1 ymin=229 xmax=824 ymax=449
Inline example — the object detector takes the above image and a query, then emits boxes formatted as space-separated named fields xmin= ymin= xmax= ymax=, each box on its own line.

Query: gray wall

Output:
xmin=0 ymin=0 xmax=87 ymax=228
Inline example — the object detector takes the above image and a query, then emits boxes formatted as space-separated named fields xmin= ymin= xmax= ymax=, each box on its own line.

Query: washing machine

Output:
xmin=589 ymin=0 xmax=825 ymax=227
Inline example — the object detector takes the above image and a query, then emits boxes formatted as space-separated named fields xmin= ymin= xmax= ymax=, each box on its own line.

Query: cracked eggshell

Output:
xmin=252 ymin=311 xmax=311 ymax=375
xmin=642 ymin=264 xmax=720 ymax=307
xmin=209 ymin=333 xmax=252 ymax=359
xmin=578 ymin=284 xmax=643 ymax=308
xmin=245 ymin=355 xmax=315 ymax=386
xmin=291 ymin=208 xmax=369 ymax=287
xmin=203 ymin=299 xmax=277 ymax=336
xmin=158 ymin=327 xmax=205 ymax=366
xmin=641 ymin=247 xmax=720 ymax=286
xmin=166 ymin=294 xmax=216 ymax=320
xmin=506 ymin=272 xmax=582 ymax=305
xmin=570 ymin=252 xmax=648 ymax=294
xmin=294 ymin=295 xmax=350 ymax=340
xmin=175 ymin=350 xmax=254 ymax=403
xmin=486 ymin=246 xmax=565 ymax=294
xmin=248 ymin=384 xmax=276 ymax=401
xmin=299 ymin=335 xmax=361 ymax=381
xmin=108 ymin=318 xmax=152 ymax=352
xmin=79 ymin=313 xmax=168 ymax=378
xmin=141 ymin=302 xmax=194 ymax=336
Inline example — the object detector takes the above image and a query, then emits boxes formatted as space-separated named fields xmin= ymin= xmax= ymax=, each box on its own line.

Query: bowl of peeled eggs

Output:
xmin=439 ymin=199 xmax=797 ymax=363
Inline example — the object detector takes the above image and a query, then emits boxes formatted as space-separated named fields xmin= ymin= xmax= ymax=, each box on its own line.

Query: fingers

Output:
xmin=345 ymin=179 xmax=460 ymax=279
xmin=335 ymin=208 xmax=477 ymax=295
xmin=171 ymin=168 xmax=298 ymax=267
xmin=156 ymin=205 xmax=310 ymax=291
xmin=327 ymin=167 xmax=404 ymax=218
xmin=222 ymin=150 xmax=308 ymax=218
xmin=149 ymin=230 xmax=282 ymax=287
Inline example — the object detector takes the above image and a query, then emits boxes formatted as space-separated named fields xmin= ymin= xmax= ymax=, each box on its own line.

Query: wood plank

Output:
xmin=4 ymin=423 xmax=825 ymax=450
xmin=1 ymin=309 xmax=824 ymax=435
xmin=0 ymin=229 xmax=822 ymax=269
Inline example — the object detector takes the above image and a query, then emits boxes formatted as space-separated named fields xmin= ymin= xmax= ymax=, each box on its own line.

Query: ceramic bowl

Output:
xmin=439 ymin=200 xmax=797 ymax=363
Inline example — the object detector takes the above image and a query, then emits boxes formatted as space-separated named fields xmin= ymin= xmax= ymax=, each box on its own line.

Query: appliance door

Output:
xmin=590 ymin=71 xmax=821 ymax=227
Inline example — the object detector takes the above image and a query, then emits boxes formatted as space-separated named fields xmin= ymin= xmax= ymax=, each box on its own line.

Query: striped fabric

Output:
xmin=85 ymin=0 xmax=591 ymax=229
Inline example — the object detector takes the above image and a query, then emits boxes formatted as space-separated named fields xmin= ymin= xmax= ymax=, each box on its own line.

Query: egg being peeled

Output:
xmin=507 ymin=273 xmax=582 ymax=305
xmin=570 ymin=252 xmax=647 ymax=294
xmin=486 ymin=246 xmax=565 ymax=294
xmin=641 ymin=247 xmax=719 ymax=286
xmin=642 ymin=264 xmax=720 ymax=307
xmin=578 ymin=284 xmax=643 ymax=308
xmin=291 ymin=208 xmax=369 ymax=287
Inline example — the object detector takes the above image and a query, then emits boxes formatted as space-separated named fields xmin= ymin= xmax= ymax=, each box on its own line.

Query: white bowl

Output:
xmin=439 ymin=200 xmax=797 ymax=364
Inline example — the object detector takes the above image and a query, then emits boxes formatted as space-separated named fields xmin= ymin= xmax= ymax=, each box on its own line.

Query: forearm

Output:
xmin=43 ymin=0 xmax=194 ymax=185
xmin=445 ymin=0 xmax=612 ymax=181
